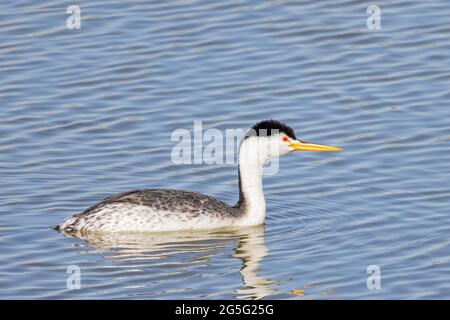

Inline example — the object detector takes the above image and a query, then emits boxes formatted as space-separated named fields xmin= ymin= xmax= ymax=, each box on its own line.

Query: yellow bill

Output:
xmin=289 ymin=141 xmax=342 ymax=152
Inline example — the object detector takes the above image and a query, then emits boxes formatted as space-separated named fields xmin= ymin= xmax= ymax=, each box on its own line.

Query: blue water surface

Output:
xmin=0 ymin=0 xmax=449 ymax=299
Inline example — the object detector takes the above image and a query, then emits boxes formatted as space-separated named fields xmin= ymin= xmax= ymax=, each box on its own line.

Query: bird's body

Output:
xmin=58 ymin=189 xmax=245 ymax=232
xmin=57 ymin=120 xmax=341 ymax=234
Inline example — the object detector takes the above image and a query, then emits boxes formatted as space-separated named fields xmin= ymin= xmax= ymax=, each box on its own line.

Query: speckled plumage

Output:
xmin=57 ymin=189 xmax=247 ymax=233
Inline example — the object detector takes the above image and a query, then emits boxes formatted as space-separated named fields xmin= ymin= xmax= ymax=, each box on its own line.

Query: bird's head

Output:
xmin=240 ymin=120 xmax=342 ymax=165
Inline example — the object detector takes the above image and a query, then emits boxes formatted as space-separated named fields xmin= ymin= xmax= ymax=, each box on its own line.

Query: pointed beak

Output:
xmin=289 ymin=140 xmax=342 ymax=152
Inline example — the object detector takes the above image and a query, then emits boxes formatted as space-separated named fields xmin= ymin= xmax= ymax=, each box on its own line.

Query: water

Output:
xmin=1 ymin=0 xmax=449 ymax=299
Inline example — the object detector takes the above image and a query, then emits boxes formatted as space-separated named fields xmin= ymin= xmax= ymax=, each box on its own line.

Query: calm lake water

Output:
xmin=1 ymin=0 xmax=450 ymax=299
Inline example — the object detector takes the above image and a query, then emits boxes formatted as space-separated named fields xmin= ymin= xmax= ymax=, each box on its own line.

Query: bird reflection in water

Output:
xmin=61 ymin=225 xmax=275 ymax=299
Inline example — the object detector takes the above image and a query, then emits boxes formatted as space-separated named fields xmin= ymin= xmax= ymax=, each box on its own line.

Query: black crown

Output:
xmin=246 ymin=119 xmax=297 ymax=140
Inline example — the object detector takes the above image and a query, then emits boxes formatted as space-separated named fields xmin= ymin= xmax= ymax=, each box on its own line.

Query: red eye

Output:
xmin=283 ymin=136 xmax=289 ymax=142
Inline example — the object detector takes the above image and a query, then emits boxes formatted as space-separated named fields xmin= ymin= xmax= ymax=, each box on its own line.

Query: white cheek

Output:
xmin=274 ymin=141 xmax=289 ymax=157
xmin=282 ymin=140 xmax=295 ymax=154
xmin=270 ymin=138 xmax=283 ymax=157
xmin=283 ymin=146 xmax=293 ymax=155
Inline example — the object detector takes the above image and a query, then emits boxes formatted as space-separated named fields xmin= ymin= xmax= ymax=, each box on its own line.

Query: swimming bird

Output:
xmin=56 ymin=120 xmax=341 ymax=233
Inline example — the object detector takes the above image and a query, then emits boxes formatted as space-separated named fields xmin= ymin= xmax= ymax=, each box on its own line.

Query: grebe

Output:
xmin=56 ymin=120 xmax=341 ymax=233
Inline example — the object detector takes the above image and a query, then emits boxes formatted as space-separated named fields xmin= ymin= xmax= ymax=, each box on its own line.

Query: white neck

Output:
xmin=235 ymin=138 xmax=267 ymax=226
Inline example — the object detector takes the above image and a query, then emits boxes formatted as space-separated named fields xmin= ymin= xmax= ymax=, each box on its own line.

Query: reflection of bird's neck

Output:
xmin=235 ymin=139 xmax=267 ymax=225
xmin=234 ymin=225 xmax=275 ymax=299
